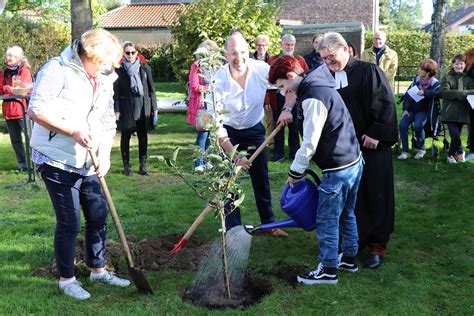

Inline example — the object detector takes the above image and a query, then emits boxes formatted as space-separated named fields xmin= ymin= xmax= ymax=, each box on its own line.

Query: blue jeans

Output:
xmin=399 ymin=111 xmax=428 ymax=152
xmin=195 ymin=130 xmax=210 ymax=167
xmin=39 ymin=164 xmax=108 ymax=278
xmin=316 ymin=158 xmax=363 ymax=268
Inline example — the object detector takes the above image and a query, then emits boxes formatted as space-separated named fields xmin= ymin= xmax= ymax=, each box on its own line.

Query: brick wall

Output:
xmin=277 ymin=0 xmax=376 ymax=31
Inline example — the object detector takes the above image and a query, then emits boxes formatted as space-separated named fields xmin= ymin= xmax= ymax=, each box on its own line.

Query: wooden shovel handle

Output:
xmin=88 ymin=149 xmax=136 ymax=268
xmin=182 ymin=123 xmax=283 ymax=240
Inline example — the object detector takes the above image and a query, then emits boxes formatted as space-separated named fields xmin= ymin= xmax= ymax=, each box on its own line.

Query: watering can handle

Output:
xmin=304 ymin=169 xmax=321 ymax=186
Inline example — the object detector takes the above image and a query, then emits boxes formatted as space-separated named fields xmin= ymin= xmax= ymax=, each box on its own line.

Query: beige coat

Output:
xmin=361 ymin=45 xmax=398 ymax=92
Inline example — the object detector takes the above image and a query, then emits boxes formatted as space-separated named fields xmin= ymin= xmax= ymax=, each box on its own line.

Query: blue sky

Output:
xmin=421 ymin=0 xmax=434 ymax=24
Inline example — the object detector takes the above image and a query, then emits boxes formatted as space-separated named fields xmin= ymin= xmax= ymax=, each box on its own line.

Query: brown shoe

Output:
xmin=268 ymin=228 xmax=288 ymax=237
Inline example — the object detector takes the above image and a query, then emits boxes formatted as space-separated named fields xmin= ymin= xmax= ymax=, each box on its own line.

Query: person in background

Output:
xmin=0 ymin=46 xmax=33 ymax=173
xmin=269 ymin=34 xmax=309 ymax=162
xmin=270 ymin=55 xmax=363 ymax=285
xmin=361 ymin=31 xmax=398 ymax=92
xmin=252 ymin=34 xmax=275 ymax=149
xmin=28 ymin=28 xmax=130 ymax=300
xmin=211 ymin=34 xmax=288 ymax=237
xmin=304 ymin=33 xmax=324 ymax=71
xmin=347 ymin=42 xmax=359 ymax=59
xmin=319 ymin=32 xmax=398 ymax=269
xmin=187 ymin=39 xmax=219 ymax=172
xmin=440 ymin=54 xmax=474 ymax=163
xmin=114 ymin=41 xmax=157 ymax=176
xmin=398 ymin=59 xmax=441 ymax=160
xmin=464 ymin=47 xmax=474 ymax=161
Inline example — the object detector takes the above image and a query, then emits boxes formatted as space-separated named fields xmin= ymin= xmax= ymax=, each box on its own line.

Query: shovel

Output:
xmin=88 ymin=149 xmax=154 ymax=294
xmin=170 ymin=124 xmax=283 ymax=253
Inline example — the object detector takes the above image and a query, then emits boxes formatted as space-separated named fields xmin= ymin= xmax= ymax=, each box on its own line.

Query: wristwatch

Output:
xmin=282 ymin=107 xmax=292 ymax=113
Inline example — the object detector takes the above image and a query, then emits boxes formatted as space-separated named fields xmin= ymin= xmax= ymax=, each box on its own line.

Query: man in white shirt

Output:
xmin=212 ymin=34 xmax=287 ymax=237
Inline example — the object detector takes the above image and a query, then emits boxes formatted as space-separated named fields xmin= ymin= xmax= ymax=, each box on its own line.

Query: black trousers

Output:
xmin=468 ymin=110 xmax=474 ymax=153
xmin=447 ymin=122 xmax=465 ymax=156
xmin=6 ymin=119 xmax=27 ymax=167
xmin=272 ymin=93 xmax=300 ymax=159
xmin=120 ymin=119 xmax=148 ymax=165
xmin=223 ymin=123 xmax=275 ymax=230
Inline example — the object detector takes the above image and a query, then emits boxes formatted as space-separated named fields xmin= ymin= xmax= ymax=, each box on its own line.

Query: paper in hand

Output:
xmin=406 ymin=85 xmax=424 ymax=103
xmin=467 ymin=95 xmax=474 ymax=110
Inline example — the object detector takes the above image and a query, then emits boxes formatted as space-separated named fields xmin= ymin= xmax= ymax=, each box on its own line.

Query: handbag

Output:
xmin=195 ymin=105 xmax=213 ymax=132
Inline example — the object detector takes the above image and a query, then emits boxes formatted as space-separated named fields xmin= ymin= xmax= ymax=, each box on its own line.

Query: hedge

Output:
xmin=364 ymin=31 xmax=474 ymax=79
xmin=135 ymin=44 xmax=176 ymax=82
xmin=0 ymin=17 xmax=70 ymax=75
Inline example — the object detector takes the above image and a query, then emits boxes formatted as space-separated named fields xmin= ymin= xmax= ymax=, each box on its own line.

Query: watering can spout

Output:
xmin=243 ymin=218 xmax=300 ymax=235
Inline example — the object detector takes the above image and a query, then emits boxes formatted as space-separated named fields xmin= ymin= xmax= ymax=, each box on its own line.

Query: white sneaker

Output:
xmin=465 ymin=153 xmax=474 ymax=161
xmin=397 ymin=151 xmax=410 ymax=160
xmin=447 ymin=156 xmax=457 ymax=164
xmin=414 ymin=149 xmax=426 ymax=160
xmin=90 ymin=271 xmax=130 ymax=287
xmin=205 ymin=161 xmax=213 ymax=170
xmin=60 ymin=280 xmax=91 ymax=300
xmin=194 ymin=165 xmax=205 ymax=172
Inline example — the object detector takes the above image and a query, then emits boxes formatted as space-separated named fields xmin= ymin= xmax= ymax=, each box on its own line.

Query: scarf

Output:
xmin=373 ymin=45 xmax=386 ymax=66
xmin=124 ymin=60 xmax=144 ymax=96
xmin=418 ymin=77 xmax=433 ymax=91
xmin=4 ymin=61 xmax=25 ymax=84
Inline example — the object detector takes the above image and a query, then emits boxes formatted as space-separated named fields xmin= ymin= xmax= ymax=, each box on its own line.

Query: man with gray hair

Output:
xmin=318 ymin=32 xmax=398 ymax=269
xmin=361 ymin=31 xmax=398 ymax=92
xmin=268 ymin=34 xmax=308 ymax=162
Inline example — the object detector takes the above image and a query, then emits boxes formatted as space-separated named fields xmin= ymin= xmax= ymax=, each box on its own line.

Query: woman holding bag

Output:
xmin=114 ymin=41 xmax=157 ymax=176
xmin=187 ymin=39 xmax=218 ymax=172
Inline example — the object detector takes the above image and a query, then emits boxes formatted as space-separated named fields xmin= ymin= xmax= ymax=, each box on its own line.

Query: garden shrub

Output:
xmin=364 ymin=31 xmax=474 ymax=78
xmin=136 ymin=43 xmax=176 ymax=82
xmin=0 ymin=17 xmax=70 ymax=74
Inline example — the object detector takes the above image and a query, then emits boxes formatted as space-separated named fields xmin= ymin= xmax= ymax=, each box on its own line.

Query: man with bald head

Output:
xmin=211 ymin=35 xmax=287 ymax=237
xmin=361 ymin=31 xmax=398 ymax=91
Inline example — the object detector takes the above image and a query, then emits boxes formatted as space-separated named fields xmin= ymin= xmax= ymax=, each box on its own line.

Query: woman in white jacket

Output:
xmin=28 ymin=28 xmax=130 ymax=300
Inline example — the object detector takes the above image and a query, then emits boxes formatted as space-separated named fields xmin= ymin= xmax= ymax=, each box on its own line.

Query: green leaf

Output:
xmin=171 ymin=147 xmax=180 ymax=163
xmin=233 ymin=193 xmax=246 ymax=208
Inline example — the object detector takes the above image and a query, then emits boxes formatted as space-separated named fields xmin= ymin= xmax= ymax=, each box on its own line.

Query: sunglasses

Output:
xmin=125 ymin=51 xmax=137 ymax=56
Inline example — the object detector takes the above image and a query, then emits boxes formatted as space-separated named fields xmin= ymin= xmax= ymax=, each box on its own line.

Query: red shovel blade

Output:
xmin=170 ymin=238 xmax=188 ymax=253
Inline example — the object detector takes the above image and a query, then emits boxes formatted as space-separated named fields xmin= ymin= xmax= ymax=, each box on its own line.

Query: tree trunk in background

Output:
xmin=430 ymin=0 xmax=448 ymax=80
xmin=71 ymin=0 xmax=92 ymax=41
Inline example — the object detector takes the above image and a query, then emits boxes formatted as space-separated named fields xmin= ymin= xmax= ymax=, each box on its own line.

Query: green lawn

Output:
xmin=0 ymin=112 xmax=473 ymax=314
xmin=155 ymin=81 xmax=187 ymax=100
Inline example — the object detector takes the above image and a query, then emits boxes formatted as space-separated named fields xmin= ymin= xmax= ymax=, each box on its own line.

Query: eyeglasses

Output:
xmin=321 ymin=53 xmax=336 ymax=62
xmin=256 ymin=44 xmax=268 ymax=47
xmin=125 ymin=51 xmax=137 ymax=56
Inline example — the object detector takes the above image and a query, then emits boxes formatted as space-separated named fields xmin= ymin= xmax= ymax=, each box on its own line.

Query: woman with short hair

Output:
xmin=0 ymin=45 xmax=33 ymax=173
xmin=28 ymin=28 xmax=130 ymax=300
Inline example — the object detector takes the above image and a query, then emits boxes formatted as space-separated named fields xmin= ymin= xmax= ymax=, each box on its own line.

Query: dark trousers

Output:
xmin=223 ymin=123 xmax=275 ymax=230
xmin=6 ymin=119 xmax=27 ymax=167
xmin=39 ymin=164 xmax=108 ymax=278
xmin=272 ymin=93 xmax=300 ymax=159
xmin=447 ymin=122 xmax=465 ymax=156
xmin=121 ymin=119 xmax=148 ymax=165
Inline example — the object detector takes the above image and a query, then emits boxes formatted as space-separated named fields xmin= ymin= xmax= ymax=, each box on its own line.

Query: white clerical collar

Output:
xmin=335 ymin=71 xmax=348 ymax=89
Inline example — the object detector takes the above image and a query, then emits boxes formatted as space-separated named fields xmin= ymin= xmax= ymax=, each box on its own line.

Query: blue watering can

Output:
xmin=244 ymin=169 xmax=320 ymax=234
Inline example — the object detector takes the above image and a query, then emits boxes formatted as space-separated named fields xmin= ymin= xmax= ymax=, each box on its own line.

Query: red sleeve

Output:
xmin=189 ymin=61 xmax=206 ymax=94
xmin=0 ymin=69 xmax=8 ymax=95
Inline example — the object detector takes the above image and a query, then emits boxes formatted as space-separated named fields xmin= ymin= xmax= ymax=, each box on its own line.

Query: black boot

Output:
xmin=123 ymin=164 xmax=132 ymax=176
xmin=138 ymin=156 xmax=149 ymax=176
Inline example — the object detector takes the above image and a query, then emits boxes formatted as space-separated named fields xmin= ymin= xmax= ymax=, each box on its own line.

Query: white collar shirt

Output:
xmin=211 ymin=59 xmax=269 ymax=137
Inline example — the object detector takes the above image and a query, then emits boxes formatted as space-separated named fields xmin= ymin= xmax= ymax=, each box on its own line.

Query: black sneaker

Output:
xmin=337 ymin=253 xmax=358 ymax=272
xmin=297 ymin=263 xmax=338 ymax=285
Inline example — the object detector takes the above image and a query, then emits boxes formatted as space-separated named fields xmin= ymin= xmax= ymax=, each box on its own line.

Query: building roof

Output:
xmin=101 ymin=3 xmax=189 ymax=28
xmin=422 ymin=4 xmax=473 ymax=32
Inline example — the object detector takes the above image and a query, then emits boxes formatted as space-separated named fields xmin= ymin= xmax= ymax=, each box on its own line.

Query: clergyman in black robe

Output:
xmin=319 ymin=32 xmax=398 ymax=269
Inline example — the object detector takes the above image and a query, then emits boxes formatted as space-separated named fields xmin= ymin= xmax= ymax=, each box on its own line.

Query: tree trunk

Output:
xmin=430 ymin=0 xmax=448 ymax=80
xmin=71 ymin=0 xmax=93 ymax=41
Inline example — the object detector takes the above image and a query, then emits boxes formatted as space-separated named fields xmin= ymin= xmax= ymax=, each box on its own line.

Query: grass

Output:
xmin=155 ymin=81 xmax=187 ymax=100
xmin=0 ymin=109 xmax=473 ymax=314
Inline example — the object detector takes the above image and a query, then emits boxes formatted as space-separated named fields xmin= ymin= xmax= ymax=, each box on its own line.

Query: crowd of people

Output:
xmin=1 ymin=26 xmax=473 ymax=299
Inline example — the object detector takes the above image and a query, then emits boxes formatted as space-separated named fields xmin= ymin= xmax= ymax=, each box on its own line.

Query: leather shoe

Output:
xmin=267 ymin=228 xmax=288 ymax=237
xmin=364 ymin=254 xmax=383 ymax=269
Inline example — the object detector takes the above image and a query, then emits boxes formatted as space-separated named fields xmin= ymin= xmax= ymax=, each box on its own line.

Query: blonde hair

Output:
xmin=318 ymin=32 xmax=348 ymax=52
xmin=198 ymin=39 xmax=218 ymax=50
xmin=6 ymin=46 xmax=27 ymax=63
xmin=80 ymin=28 xmax=123 ymax=67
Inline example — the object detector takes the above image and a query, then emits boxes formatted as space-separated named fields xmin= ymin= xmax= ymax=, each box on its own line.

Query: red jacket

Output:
xmin=187 ymin=60 xmax=208 ymax=126
xmin=0 ymin=64 xmax=33 ymax=120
